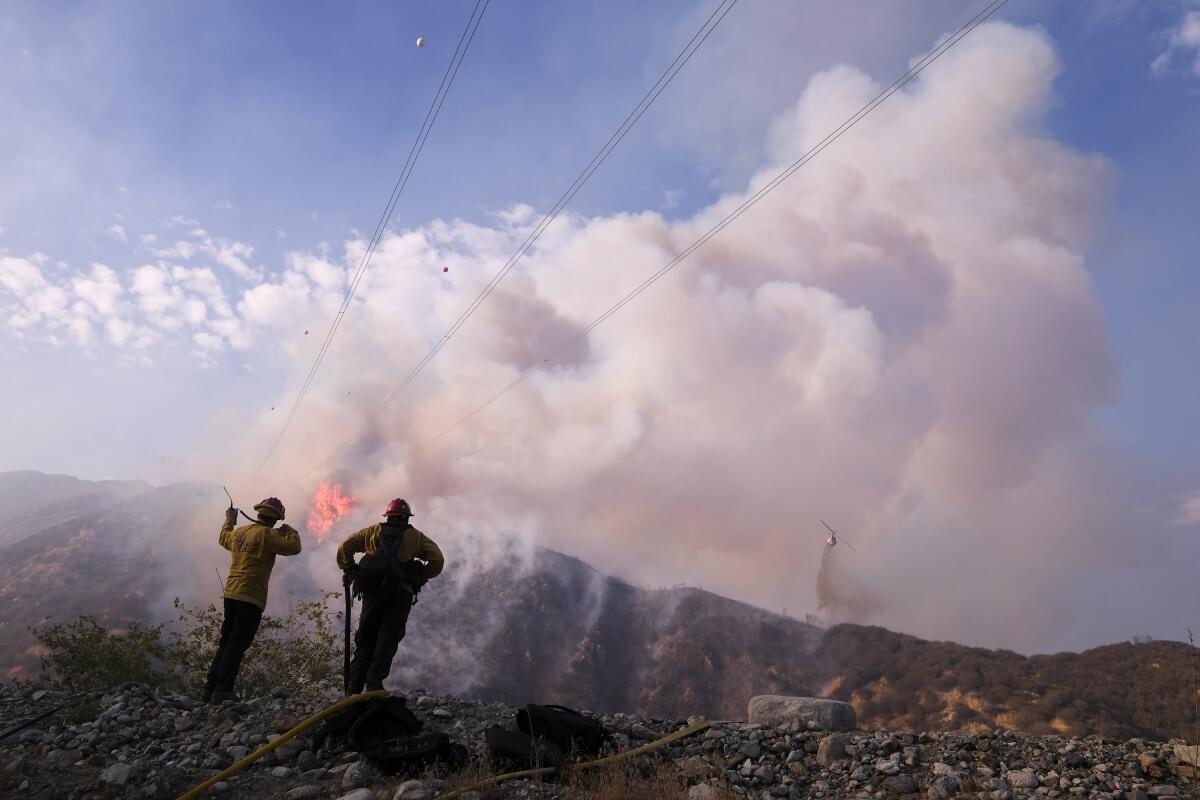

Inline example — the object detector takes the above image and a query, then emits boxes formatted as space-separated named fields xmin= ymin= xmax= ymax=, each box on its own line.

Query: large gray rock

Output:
xmin=816 ymin=734 xmax=847 ymax=766
xmin=1005 ymin=770 xmax=1038 ymax=789
xmin=46 ymin=749 xmax=81 ymax=768
xmin=1174 ymin=744 xmax=1200 ymax=766
xmin=393 ymin=781 xmax=435 ymax=800
xmin=285 ymin=788 xmax=322 ymax=800
xmin=746 ymin=696 xmax=856 ymax=732
xmin=342 ymin=759 xmax=372 ymax=789
xmin=688 ymin=785 xmax=723 ymax=800
xmin=100 ymin=762 xmax=134 ymax=786
xmin=881 ymin=774 xmax=919 ymax=794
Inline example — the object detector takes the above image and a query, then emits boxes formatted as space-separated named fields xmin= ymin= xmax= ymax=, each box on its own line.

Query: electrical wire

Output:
xmin=375 ymin=0 xmax=742 ymax=414
xmin=419 ymin=0 xmax=1011 ymax=448
xmin=257 ymin=0 xmax=491 ymax=474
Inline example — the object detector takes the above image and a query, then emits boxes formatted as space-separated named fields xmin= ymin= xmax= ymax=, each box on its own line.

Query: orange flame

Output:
xmin=307 ymin=481 xmax=354 ymax=544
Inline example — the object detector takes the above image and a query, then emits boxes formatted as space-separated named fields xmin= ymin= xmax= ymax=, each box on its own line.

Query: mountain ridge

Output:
xmin=0 ymin=472 xmax=1193 ymax=741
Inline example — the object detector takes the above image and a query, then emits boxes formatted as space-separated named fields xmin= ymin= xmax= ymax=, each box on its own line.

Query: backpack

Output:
xmin=483 ymin=726 xmax=565 ymax=773
xmin=364 ymin=731 xmax=469 ymax=776
xmin=312 ymin=697 xmax=465 ymax=775
xmin=354 ymin=525 xmax=426 ymax=597
xmin=516 ymin=704 xmax=609 ymax=757
xmin=312 ymin=696 xmax=423 ymax=753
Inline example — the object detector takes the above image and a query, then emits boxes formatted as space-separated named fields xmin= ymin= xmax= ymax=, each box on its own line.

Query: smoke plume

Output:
xmin=173 ymin=23 xmax=1196 ymax=654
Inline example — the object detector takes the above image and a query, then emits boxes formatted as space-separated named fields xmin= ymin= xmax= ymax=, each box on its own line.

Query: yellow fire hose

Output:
xmin=434 ymin=719 xmax=713 ymax=800
xmin=175 ymin=689 xmax=391 ymax=800
xmin=176 ymin=693 xmax=711 ymax=800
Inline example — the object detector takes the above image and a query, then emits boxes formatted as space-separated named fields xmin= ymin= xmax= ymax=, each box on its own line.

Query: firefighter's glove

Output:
xmin=224 ymin=507 xmax=238 ymax=526
xmin=277 ymin=523 xmax=297 ymax=536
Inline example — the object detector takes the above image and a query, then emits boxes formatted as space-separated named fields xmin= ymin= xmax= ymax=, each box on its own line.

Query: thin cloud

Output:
xmin=1177 ymin=492 xmax=1200 ymax=526
xmin=1152 ymin=6 xmax=1200 ymax=76
xmin=106 ymin=224 xmax=127 ymax=242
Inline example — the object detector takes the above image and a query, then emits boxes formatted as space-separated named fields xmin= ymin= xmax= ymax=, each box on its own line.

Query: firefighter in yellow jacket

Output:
xmin=337 ymin=498 xmax=443 ymax=694
xmin=205 ymin=496 xmax=302 ymax=703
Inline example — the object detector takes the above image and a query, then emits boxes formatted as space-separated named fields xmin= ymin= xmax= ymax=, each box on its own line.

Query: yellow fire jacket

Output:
xmin=336 ymin=523 xmax=444 ymax=593
xmin=219 ymin=520 xmax=302 ymax=610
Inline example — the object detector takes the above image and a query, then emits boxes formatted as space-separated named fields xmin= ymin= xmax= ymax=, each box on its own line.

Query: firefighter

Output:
xmin=204 ymin=497 xmax=302 ymax=703
xmin=337 ymin=498 xmax=444 ymax=694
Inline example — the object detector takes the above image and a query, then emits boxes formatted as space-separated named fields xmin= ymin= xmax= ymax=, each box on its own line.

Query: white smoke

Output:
xmin=175 ymin=23 xmax=1189 ymax=653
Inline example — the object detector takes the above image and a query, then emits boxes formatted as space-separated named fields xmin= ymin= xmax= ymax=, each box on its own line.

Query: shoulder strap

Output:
xmin=381 ymin=526 xmax=406 ymax=573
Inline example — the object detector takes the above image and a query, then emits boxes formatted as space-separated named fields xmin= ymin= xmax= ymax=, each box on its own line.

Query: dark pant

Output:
xmin=206 ymin=598 xmax=263 ymax=692
xmin=349 ymin=588 xmax=413 ymax=692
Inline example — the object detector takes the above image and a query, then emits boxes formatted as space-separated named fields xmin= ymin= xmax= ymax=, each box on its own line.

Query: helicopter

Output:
xmin=821 ymin=519 xmax=855 ymax=551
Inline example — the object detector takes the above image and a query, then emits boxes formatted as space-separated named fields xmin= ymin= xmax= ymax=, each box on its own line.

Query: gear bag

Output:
xmin=353 ymin=525 xmax=426 ymax=597
xmin=364 ymin=731 xmax=469 ymax=776
xmin=312 ymin=696 xmax=465 ymax=775
xmin=483 ymin=726 xmax=565 ymax=772
xmin=312 ymin=695 xmax=423 ymax=752
xmin=516 ymin=704 xmax=609 ymax=757
xmin=481 ymin=705 xmax=608 ymax=775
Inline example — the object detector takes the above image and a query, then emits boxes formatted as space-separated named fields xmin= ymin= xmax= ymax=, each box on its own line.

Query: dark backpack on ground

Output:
xmin=312 ymin=696 xmax=423 ymax=753
xmin=364 ymin=731 xmax=469 ymax=776
xmin=517 ymin=704 xmax=608 ymax=757
xmin=482 ymin=704 xmax=609 ymax=775
xmin=312 ymin=696 xmax=465 ymax=775
xmin=353 ymin=525 xmax=426 ymax=599
xmin=483 ymin=726 xmax=565 ymax=773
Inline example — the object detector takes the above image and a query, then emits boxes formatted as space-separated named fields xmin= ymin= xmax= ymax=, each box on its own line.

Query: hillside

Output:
xmin=0 ymin=471 xmax=1195 ymax=741
xmin=402 ymin=550 xmax=1198 ymax=741
xmin=0 ymin=471 xmax=149 ymax=550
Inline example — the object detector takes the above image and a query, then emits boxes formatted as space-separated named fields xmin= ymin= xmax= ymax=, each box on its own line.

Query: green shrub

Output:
xmin=32 ymin=616 xmax=178 ymax=694
xmin=167 ymin=593 xmax=342 ymax=699
xmin=31 ymin=592 xmax=343 ymax=700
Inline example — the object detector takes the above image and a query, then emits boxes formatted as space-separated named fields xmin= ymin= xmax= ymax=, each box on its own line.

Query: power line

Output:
xmin=257 ymin=0 xmax=491 ymax=474
xmin=420 ymin=0 xmax=1011 ymax=448
xmin=376 ymin=0 xmax=742 ymax=414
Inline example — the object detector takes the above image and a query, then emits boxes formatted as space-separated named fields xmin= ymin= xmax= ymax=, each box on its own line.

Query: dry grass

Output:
xmin=428 ymin=753 xmax=736 ymax=800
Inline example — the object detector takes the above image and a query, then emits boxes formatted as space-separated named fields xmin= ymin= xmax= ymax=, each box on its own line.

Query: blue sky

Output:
xmin=3 ymin=0 xmax=1195 ymax=483
xmin=2 ymin=0 xmax=1200 ymax=650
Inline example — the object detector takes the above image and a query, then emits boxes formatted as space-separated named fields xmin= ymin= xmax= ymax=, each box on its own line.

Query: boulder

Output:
xmin=1005 ymin=770 xmax=1038 ymax=789
xmin=46 ymin=749 xmax=81 ymax=768
xmin=678 ymin=756 xmax=711 ymax=780
xmin=817 ymin=734 xmax=847 ymax=766
xmin=393 ymin=781 xmax=435 ymax=800
xmin=927 ymin=773 xmax=960 ymax=799
xmin=100 ymin=762 xmax=134 ymax=786
xmin=296 ymin=750 xmax=319 ymax=772
xmin=337 ymin=791 xmax=375 ymax=800
xmin=285 ymin=788 xmax=323 ymax=800
xmin=343 ymin=759 xmax=372 ymax=789
xmin=881 ymin=774 xmax=919 ymax=794
xmin=17 ymin=728 xmax=44 ymax=745
xmin=688 ymin=785 xmax=723 ymax=800
xmin=275 ymin=737 xmax=305 ymax=760
xmin=747 ymin=696 xmax=856 ymax=732
xmin=1174 ymin=744 xmax=1200 ymax=766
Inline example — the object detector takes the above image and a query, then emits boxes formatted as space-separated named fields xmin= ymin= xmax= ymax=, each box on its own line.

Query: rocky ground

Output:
xmin=1 ymin=682 xmax=1197 ymax=799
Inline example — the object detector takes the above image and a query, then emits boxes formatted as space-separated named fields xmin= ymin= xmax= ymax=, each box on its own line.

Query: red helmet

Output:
xmin=383 ymin=498 xmax=413 ymax=518
xmin=253 ymin=497 xmax=286 ymax=520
